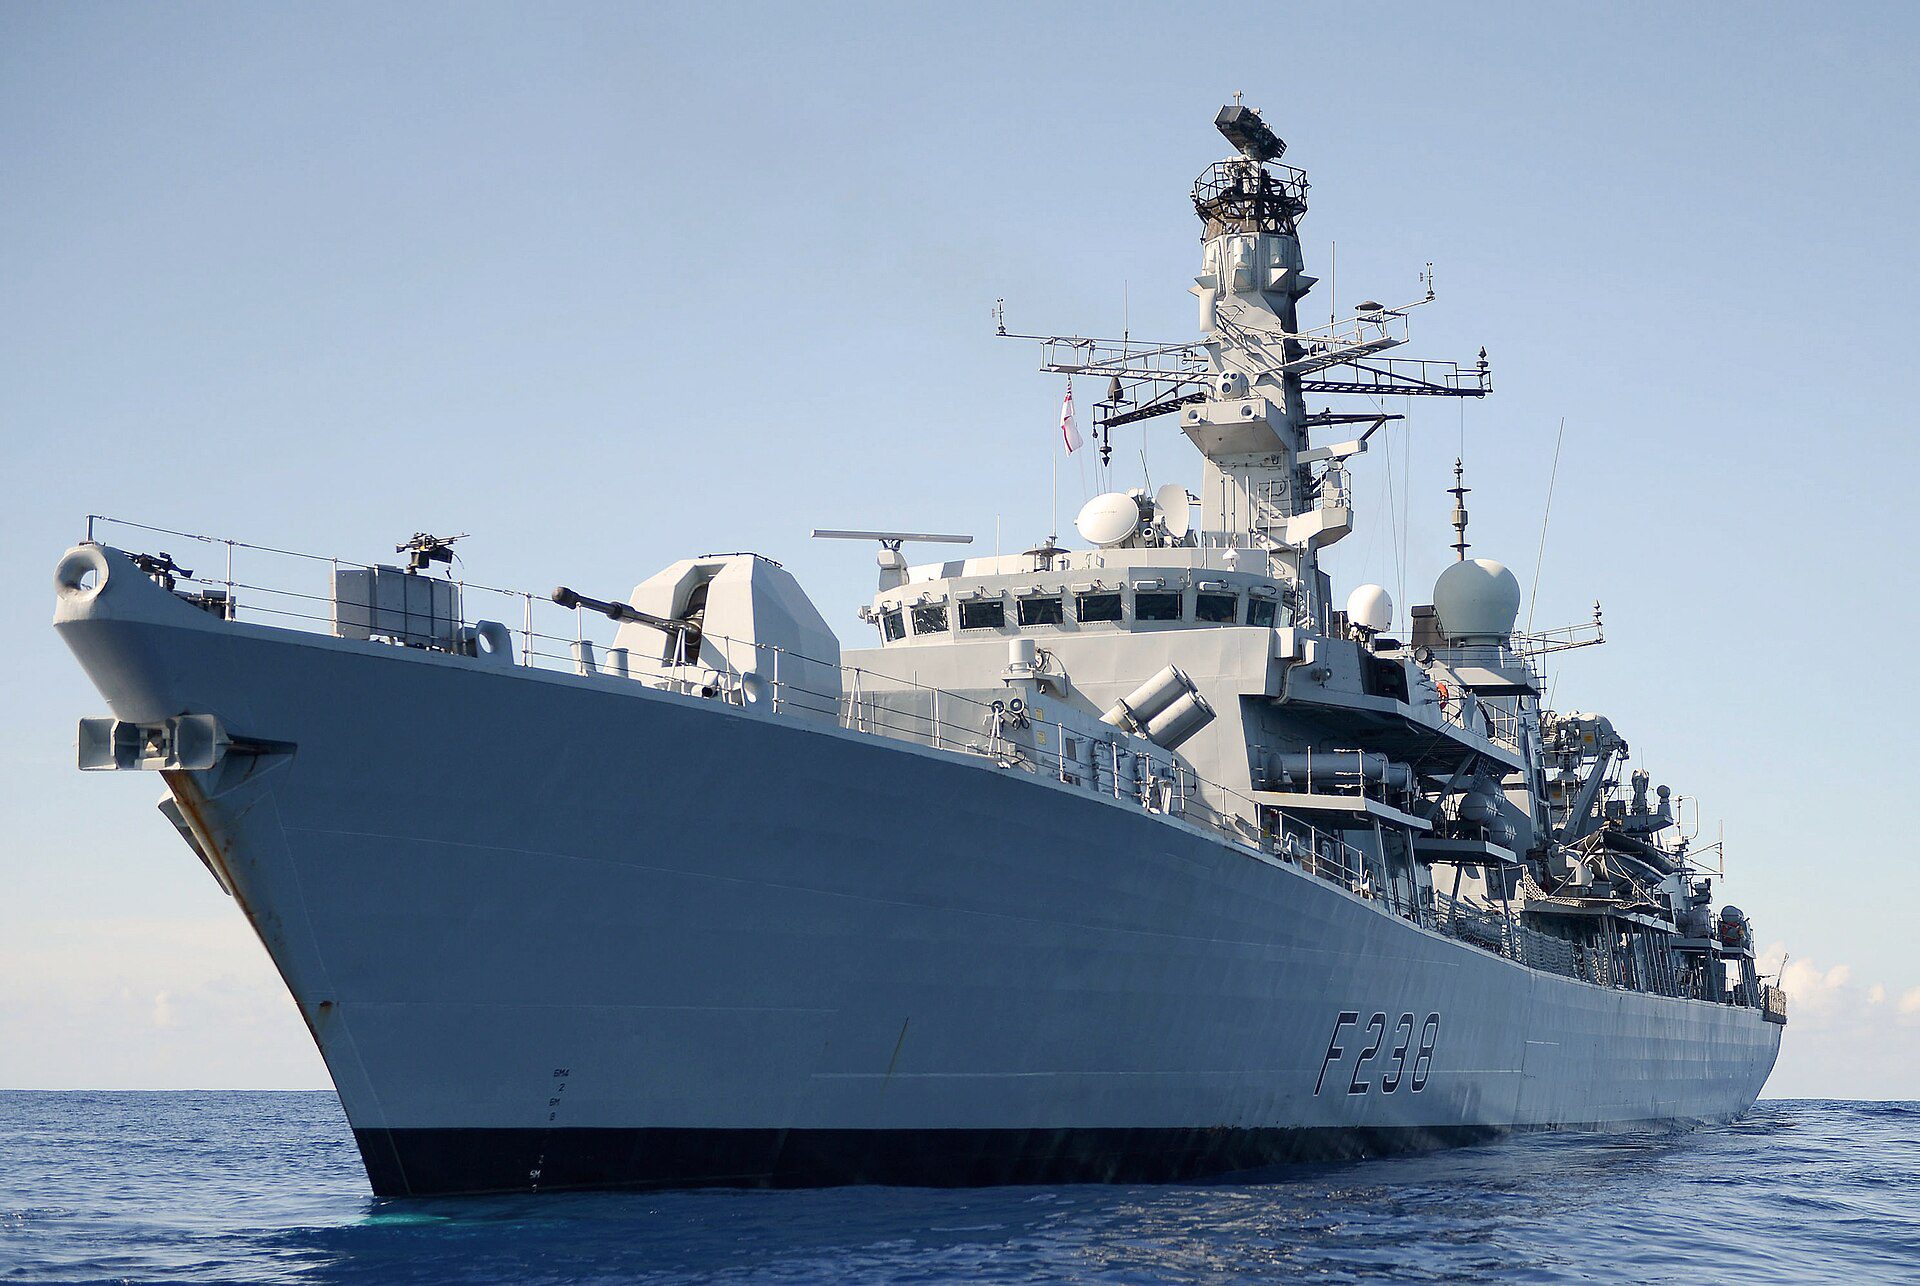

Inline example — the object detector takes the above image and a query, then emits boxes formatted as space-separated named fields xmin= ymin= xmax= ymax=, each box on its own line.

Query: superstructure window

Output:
xmin=1196 ymin=591 xmax=1239 ymax=623
xmin=960 ymin=598 xmax=1005 ymax=630
xmin=911 ymin=603 xmax=949 ymax=634
xmin=1018 ymin=595 xmax=1064 ymax=626
xmin=1247 ymin=596 xmax=1278 ymax=628
xmin=1134 ymin=591 xmax=1182 ymax=622
xmin=1076 ymin=591 xmax=1122 ymax=623
xmin=881 ymin=610 xmax=905 ymax=641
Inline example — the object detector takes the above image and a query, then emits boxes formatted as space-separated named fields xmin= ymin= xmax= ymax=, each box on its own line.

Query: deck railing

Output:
xmin=1429 ymin=888 xmax=1781 ymax=1013
xmin=77 ymin=515 xmax=1781 ymax=1012
xmin=83 ymin=514 xmax=1794 ymax=1017
xmin=80 ymin=515 xmax=1382 ymax=892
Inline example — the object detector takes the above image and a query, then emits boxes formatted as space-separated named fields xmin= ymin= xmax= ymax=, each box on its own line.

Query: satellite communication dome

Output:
xmin=1153 ymin=484 xmax=1193 ymax=541
xmin=1345 ymin=584 xmax=1393 ymax=633
xmin=1075 ymin=492 xmax=1145 ymax=548
xmin=1432 ymin=558 xmax=1522 ymax=644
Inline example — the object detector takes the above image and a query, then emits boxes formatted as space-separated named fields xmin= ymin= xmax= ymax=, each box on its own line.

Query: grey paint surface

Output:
xmin=48 ymin=108 xmax=1781 ymax=1191
xmin=55 ymin=552 xmax=1777 ymax=1167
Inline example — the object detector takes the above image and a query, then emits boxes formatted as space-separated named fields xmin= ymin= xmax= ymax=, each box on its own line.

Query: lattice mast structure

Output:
xmin=1006 ymin=104 xmax=1490 ymax=627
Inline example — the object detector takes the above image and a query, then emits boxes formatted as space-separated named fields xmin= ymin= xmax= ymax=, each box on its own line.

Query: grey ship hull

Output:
xmin=59 ymin=595 xmax=1780 ymax=1197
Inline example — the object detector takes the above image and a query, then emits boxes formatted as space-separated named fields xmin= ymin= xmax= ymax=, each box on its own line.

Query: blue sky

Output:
xmin=3 ymin=2 xmax=1916 ymax=1096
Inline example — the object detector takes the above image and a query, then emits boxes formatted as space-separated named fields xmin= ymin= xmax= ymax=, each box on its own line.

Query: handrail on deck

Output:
xmin=79 ymin=514 xmax=1379 ymax=887
xmin=80 ymin=514 xmax=1771 ymax=1006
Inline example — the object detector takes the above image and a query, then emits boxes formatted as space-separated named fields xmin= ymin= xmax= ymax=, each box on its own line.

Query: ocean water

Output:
xmin=1 ymin=1093 xmax=1915 ymax=1285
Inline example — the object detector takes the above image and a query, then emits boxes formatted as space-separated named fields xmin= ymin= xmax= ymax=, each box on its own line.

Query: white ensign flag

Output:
xmin=1060 ymin=383 xmax=1083 ymax=453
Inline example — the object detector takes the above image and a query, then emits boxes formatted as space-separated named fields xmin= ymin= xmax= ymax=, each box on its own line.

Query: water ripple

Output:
xmin=0 ymin=1094 xmax=1915 ymax=1284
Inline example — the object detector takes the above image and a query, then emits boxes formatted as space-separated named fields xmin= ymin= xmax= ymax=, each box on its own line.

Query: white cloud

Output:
xmin=0 ymin=914 xmax=326 ymax=1089
xmin=1779 ymin=956 xmax=1854 ymax=1013
xmin=1758 ymin=951 xmax=1920 ymax=1098
xmin=1759 ymin=942 xmax=1787 ymax=977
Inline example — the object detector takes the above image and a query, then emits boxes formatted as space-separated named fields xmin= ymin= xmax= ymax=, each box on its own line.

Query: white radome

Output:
xmin=1153 ymin=483 xmax=1193 ymax=540
xmin=1075 ymin=492 xmax=1144 ymax=548
xmin=1433 ymin=558 xmax=1522 ymax=643
xmin=1346 ymin=584 xmax=1393 ymax=633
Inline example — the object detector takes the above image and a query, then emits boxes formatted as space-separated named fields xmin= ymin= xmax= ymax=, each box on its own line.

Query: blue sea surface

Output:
xmin=1 ymin=1092 xmax=1914 ymax=1284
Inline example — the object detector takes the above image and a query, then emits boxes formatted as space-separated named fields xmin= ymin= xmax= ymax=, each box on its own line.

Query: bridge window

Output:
xmin=1076 ymin=591 xmax=1122 ymax=623
xmin=960 ymin=598 xmax=1005 ymax=629
xmin=1134 ymin=591 xmax=1183 ymax=622
xmin=911 ymin=603 xmax=949 ymax=634
xmin=1196 ymin=591 xmax=1239 ymax=623
xmin=1247 ymin=596 xmax=1278 ymax=628
xmin=1018 ymin=595 xmax=1064 ymax=626
xmin=881 ymin=609 xmax=905 ymax=641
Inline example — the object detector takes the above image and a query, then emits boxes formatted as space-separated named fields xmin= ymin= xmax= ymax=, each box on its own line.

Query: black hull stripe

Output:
xmin=357 ymin=1123 xmax=1532 ymax=1197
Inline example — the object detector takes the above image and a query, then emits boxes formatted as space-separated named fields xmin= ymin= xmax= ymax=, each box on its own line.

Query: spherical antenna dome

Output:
xmin=1075 ymin=492 xmax=1145 ymax=548
xmin=1345 ymin=584 xmax=1393 ymax=633
xmin=1432 ymin=558 xmax=1521 ymax=644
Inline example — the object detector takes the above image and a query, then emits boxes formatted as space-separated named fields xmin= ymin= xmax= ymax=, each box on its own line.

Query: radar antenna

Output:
xmin=810 ymin=529 xmax=972 ymax=547
xmin=995 ymin=104 xmax=1496 ymax=575
xmin=813 ymin=529 xmax=974 ymax=594
xmin=998 ymin=103 xmax=1489 ymax=438
xmin=1213 ymin=102 xmax=1286 ymax=163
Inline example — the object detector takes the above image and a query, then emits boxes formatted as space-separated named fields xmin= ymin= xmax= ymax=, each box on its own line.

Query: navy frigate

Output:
xmin=53 ymin=105 xmax=1783 ymax=1196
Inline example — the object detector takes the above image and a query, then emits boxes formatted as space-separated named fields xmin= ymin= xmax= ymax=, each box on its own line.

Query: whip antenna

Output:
xmin=1527 ymin=416 xmax=1567 ymax=633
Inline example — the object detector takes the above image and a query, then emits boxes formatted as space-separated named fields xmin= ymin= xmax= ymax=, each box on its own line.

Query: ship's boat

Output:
xmin=54 ymin=106 xmax=1783 ymax=1196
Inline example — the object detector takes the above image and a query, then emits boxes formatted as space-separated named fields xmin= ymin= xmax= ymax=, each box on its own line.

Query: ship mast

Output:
xmin=1005 ymin=103 xmax=1491 ymax=622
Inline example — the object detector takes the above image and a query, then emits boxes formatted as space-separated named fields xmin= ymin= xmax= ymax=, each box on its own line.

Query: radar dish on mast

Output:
xmin=1154 ymin=484 xmax=1193 ymax=541
xmin=1214 ymin=104 xmax=1284 ymax=163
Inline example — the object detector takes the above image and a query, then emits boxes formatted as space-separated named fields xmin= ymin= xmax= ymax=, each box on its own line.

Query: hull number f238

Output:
xmin=1315 ymin=1011 xmax=1439 ymax=1096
